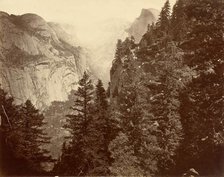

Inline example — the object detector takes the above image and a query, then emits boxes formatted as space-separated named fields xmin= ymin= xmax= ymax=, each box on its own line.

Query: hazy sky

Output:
xmin=0 ymin=0 xmax=176 ymax=25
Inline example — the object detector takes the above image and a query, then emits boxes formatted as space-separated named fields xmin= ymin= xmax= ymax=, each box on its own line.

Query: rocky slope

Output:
xmin=109 ymin=8 xmax=159 ymax=105
xmin=0 ymin=11 xmax=89 ymax=109
xmin=110 ymin=49 xmax=148 ymax=109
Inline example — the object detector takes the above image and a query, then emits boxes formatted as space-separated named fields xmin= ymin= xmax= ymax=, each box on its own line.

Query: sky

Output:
xmin=0 ymin=0 xmax=176 ymax=28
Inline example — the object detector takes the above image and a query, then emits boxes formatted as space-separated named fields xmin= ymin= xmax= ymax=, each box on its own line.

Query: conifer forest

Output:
xmin=0 ymin=0 xmax=224 ymax=176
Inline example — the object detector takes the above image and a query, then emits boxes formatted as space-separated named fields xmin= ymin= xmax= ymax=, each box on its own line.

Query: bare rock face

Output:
xmin=0 ymin=12 xmax=88 ymax=109
xmin=127 ymin=8 xmax=159 ymax=43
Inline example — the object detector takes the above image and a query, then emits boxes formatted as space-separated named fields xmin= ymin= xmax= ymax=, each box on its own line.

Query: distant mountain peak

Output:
xmin=139 ymin=8 xmax=155 ymax=19
xmin=127 ymin=8 xmax=159 ymax=43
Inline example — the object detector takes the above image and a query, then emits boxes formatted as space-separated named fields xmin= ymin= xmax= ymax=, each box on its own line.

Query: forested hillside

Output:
xmin=110 ymin=0 xmax=224 ymax=175
xmin=0 ymin=0 xmax=223 ymax=176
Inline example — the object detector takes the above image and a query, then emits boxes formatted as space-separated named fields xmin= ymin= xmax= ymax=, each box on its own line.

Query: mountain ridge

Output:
xmin=0 ymin=11 xmax=89 ymax=109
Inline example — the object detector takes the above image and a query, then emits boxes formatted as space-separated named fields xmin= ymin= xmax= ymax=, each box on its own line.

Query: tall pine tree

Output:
xmin=0 ymin=88 xmax=52 ymax=175
xmin=18 ymin=100 xmax=52 ymax=174
xmin=0 ymin=87 xmax=21 ymax=175
xmin=157 ymin=0 xmax=171 ymax=36
xmin=176 ymin=0 xmax=224 ymax=175
xmin=88 ymin=79 xmax=113 ymax=175
xmin=171 ymin=0 xmax=188 ymax=41
xmin=109 ymin=86 xmax=162 ymax=176
xmin=55 ymin=72 xmax=112 ymax=175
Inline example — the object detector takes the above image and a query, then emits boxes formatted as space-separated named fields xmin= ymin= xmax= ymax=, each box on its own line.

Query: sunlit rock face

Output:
xmin=127 ymin=8 xmax=159 ymax=43
xmin=0 ymin=11 xmax=88 ymax=109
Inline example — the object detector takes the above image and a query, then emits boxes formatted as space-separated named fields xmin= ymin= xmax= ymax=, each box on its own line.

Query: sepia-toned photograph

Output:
xmin=0 ymin=0 xmax=223 ymax=176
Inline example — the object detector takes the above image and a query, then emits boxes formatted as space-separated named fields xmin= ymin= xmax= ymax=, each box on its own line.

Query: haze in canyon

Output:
xmin=0 ymin=0 xmax=176 ymax=159
xmin=0 ymin=0 xmax=176 ymax=84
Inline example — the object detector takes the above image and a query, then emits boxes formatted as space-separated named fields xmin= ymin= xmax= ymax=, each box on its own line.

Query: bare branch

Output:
xmin=1 ymin=105 xmax=12 ymax=129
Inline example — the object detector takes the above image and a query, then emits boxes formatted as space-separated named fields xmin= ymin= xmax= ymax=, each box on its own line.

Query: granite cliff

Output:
xmin=127 ymin=8 xmax=159 ymax=43
xmin=0 ymin=11 xmax=89 ymax=109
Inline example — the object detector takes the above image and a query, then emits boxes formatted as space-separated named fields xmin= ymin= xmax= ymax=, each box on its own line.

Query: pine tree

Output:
xmin=55 ymin=76 xmax=116 ymax=176
xmin=149 ymin=67 xmax=184 ymax=174
xmin=111 ymin=39 xmax=123 ymax=75
xmin=115 ymin=39 xmax=123 ymax=61
xmin=109 ymin=0 xmax=224 ymax=176
xmin=88 ymin=79 xmax=112 ymax=175
xmin=176 ymin=0 xmax=224 ymax=175
xmin=142 ymin=43 xmax=195 ymax=175
xmin=157 ymin=0 xmax=171 ymax=35
xmin=95 ymin=80 xmax=108 ymax=110
xmin=109 ymin=87 xmax=143 ymax=176
xmin=121 ymin=37 xmax=133 ymax=56
xmin=53 ymin=142 xmax=70 ymax=175
xmin=0 ymin=88 xmax=51 ymax=175
xmin=0 ymin=87 xmax=21 ymax=175
xmin=140 ymin=23 xmax=156 ymax=47
xmin=56 ymin=71 xmax=96 ymax=175
xmin=65 ymin=71 xmax=94 ymax=138
xmin=114 ymin=37 xmax=135 ymax=60
xmin=109 ymin=132 xmax=144 ymax=176
xmin=171 ymin=0 xmax=188 ymax=41
xmin=109 ymin=86 xmax=161 ymax=176
xmin=17 ymin=100 xmax=52 ymax=173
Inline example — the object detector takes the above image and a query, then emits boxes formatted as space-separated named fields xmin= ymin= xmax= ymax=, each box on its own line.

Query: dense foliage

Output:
xmin=1 ymin=0 xmax=223 ymax=176
xmin=0 ymin=88 xmax=52 ymax=176
xmin=109 ymin=0 xmax=224 ymax=176
xmin=53 ymin=73 xmax=113 ymax=176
